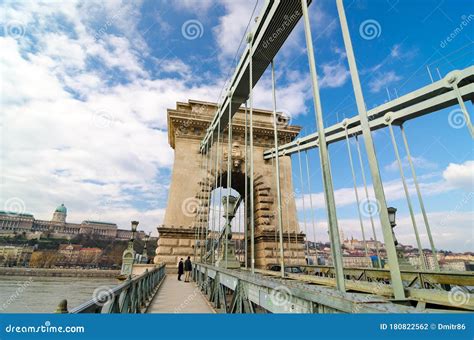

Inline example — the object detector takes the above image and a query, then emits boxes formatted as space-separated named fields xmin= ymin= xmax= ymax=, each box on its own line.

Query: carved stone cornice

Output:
xmin=167 ymin=100 xmax=302 ymax=149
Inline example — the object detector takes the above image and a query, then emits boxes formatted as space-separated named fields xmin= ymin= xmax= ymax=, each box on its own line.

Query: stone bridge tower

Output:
xmin=154 ymin=100 xmax=306 ymax=271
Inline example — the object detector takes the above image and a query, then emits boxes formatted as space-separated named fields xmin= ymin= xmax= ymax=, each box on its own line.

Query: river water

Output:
xmin=0 ymin=275 xmax=119 ymax=313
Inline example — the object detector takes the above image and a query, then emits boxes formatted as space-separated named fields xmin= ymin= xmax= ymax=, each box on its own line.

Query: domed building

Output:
xmin=52 ymin=203 xmax=67 ymax=223
xmin=0 ymin=204 xmax=145 ymax=241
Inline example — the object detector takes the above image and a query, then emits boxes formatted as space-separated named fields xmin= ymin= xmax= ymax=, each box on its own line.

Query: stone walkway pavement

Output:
xmin=146 ymin=275 xmax=215 ymax=313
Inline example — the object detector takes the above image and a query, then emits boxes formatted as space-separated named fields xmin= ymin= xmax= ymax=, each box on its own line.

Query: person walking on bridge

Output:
xmin=177 ymin=258 xmax=184 ymax=281
xmin=184 ymin=256 xmax=192 ymax=282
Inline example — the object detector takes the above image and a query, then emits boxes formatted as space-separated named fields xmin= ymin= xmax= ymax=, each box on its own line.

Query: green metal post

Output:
xmin=336 ymin=0 xmax=404 ymax=298
xmin=271 ymin=60 xmax=286 ymax=277
xmin=301 ymin=0 xmax=345 ymax=292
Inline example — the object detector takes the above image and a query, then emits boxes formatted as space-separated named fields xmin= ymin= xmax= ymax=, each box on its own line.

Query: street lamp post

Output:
xmin=388 ymin=207 xmax=398 ymax=245
xmin=131 ymin=221 xmax=139 ymax=243
xmin=142 ymin=232 xmax=150 ymax=264
xmin=121 ymin=220 xmax=139 ymax=277
xmin=388 ymin=207 xmax=413 ymax=270
xmin=215 ymin=195 xmax=241 ymax=269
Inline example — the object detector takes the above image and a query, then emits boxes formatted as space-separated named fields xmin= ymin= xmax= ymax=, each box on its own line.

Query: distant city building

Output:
xmin=0 ymin=204 xmax=145 ymax=240
xmin=32 ymin=244 xmax=104 ymax=268
xmin=58 ymin=244 xmax=82 ymax=265
xmin=342 ymin=237 xmax=384 ymax=252
xmin=327 ymin=255 xmax=372 ymax=268
xmin=0 ymin=245 xmax=33 ymax=266
xmin=78 ymin=247 xmax=102 ymax=266
xmin=440 ymin=261 xmax=467 ymax=271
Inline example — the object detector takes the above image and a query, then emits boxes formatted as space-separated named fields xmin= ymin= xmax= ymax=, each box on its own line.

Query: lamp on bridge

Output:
xmin=120 ymin=220 xmax=140 ymax=278
xmin=131 ymin=220 xmax=139 ymax=242
xmin=387 ymin=207 xmax=398 ymax=245
xmin=142 ymin=232 xmax=150 ymax=264
xmin=216 ymin=194 xmax=241 ymax=269
xmin=387 ymin=207 xmax=413 ymax=270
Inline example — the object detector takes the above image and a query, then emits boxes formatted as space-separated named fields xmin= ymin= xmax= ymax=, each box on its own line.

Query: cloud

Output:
xmin=384 ymin=156 xmax=438 ymax=172
xmin=212 ymin=0 xmax=262 ymax=65
xmin=1 ymin=0 xmax=321 ymax=237
xmin=389 ymin=43 xmax=418 ymax=60
xmin=301 ymin=211 xmax=472 ymax=253
xmin=0 ymin=0 xmax=222 ymax=235
xmin=368 ymin=71 xmax=402 ymax=93
xmin=170 ymin=0 xmax=215 ymax=13
xmin=318 ymin=62 xmax=350 ymax=88
xmin=296 ymin=161 xmax=471 ymax=212
xmin=442 ymin=160 xmax=474 ymax=189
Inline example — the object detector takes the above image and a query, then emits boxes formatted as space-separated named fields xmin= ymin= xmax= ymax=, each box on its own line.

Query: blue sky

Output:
xmin=0 ymin=0 xmax=472 ymax=252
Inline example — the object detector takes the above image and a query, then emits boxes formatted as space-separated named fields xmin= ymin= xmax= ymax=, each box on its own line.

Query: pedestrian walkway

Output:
xmin=146 ymin=275 xmax=215 ymax=313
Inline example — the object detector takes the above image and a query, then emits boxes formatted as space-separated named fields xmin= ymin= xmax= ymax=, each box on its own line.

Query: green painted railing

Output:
xmin=56 ymin=264 xmax=166 ymax=313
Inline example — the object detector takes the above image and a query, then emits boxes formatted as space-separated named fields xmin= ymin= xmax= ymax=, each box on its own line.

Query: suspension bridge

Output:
xmin=59 ymin=0 xmax=473 ymax=314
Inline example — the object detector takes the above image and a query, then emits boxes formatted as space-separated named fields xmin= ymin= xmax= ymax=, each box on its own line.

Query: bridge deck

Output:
xmin=146 ymin=275 xmax=214 ymax=313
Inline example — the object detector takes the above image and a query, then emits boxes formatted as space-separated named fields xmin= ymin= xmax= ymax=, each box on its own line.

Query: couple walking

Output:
xmin=177 ymin=256 xmax=192 ymax=282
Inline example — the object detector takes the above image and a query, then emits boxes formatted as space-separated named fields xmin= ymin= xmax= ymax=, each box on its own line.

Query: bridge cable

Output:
xmin=216 ymin=123 xmax=224 ymax=263
xmin=202 ymin=144 xmax=209 ymax=260
xmin=244 ymin=100 xmax=248 ymax=269
xmin=450 ymin=78 xmax=474 ymax=138
xmin=303 ymin=0 xmax=345 ymax=291
xmin=248 ymin=34 xmax=255 ymax=274
xmin=280 ymin=143 xmax=294 ymax=263
xmin=289 ymin=142 xmax=298 ymax=263
xmin=271 ymin=60 xmax=286 ymax=277
xmin=238 ymin=191 xmax=242 ymax=263
xmin=304 ymin=150 xmax=319 ymax=265
xmin=400 ymin=124 xmax=440 ymax=271
xmin=195 ymin=149 xmax=205 ymax=260
xmin=355 ymin=136 xmax=382 ymax=268
xmin=297 ymin=148 xmax=310 ymax=263
xmin=211 ymin=109 xmax=222 ymax=265
xmin=225 ymin=92 xmax=233 ymax=268
xmin=205 ymin=141 xmax=212 ymax=261
xmin=271 ymin=154 xmax=278 ymax=260
xmin=343 ymin=127 xmax=370 ymax=259
xmin=213 ymin=0 xmax=259 ymax=109
xmin=387 ymin=122 xmax=426 ymax=269
xmin=205 ymin=132 xmax=215 ymax=263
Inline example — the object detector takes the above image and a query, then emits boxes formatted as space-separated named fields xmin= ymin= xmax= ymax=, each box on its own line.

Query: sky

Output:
xmin=0 ymin=0 xmax=472 ymax=252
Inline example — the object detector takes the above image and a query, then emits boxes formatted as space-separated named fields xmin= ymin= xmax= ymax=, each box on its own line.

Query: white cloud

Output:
xmin=212 ymin=0 xmax=263 ymax=64
xmin=296 ymin=161 xmax=472 ymax=213
xmin=302 ymin=211 xmax=473 ymax=253
xmin=368 ymin=71 xmax=402 ymax=93
xmin=0 ymin=0 xmax=223 ymax=234
xmin=384 ymin=156 xmax=438 ymax=172
xmin=318 ymin=62 xmax=350 ymax=88
xmin=442 ymin=160 xmax=474 ymax=189
xmin=294 ymin=161 xmax=473 ymax=251
xmin=252 ymin=70 xmax=311 ymax=118
xmin=1 ymin=0 xmax=319 ymax=237
xmin=171 ymin=0 xmax=215 ymax=13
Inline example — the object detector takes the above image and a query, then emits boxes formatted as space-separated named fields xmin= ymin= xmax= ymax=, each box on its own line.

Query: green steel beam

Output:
xmin=263 ymin=67 xmax=474 ymax=158
xmin=195 ymin=263 xmax=444 ymax=313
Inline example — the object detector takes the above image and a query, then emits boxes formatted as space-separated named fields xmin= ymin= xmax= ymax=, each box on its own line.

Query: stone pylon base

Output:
xmin=215 ymin=240 xmax=241 ymax=269
xmin=154 ymin=225 xmax=204 ymax=273
xmin=253 ymin=229 xmax=306 ymax=269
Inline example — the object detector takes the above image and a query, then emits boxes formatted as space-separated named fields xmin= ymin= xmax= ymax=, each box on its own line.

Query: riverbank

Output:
xmin=0 ymin=267 xmax=120 ymax=278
